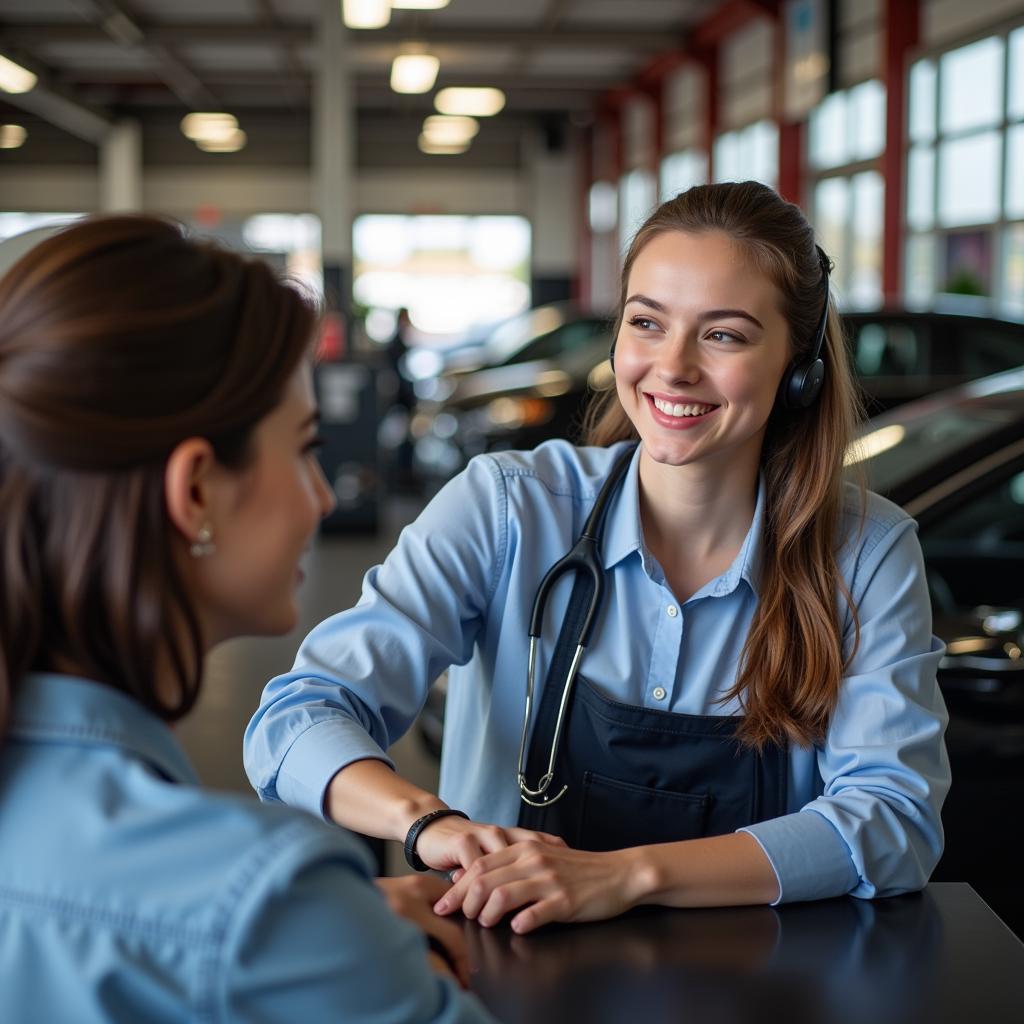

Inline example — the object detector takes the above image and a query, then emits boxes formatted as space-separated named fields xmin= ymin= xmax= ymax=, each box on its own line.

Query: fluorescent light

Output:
xmin=418 ymin=133 xmax=469 ymax=155
xmin=391 ymin=53 xmax=440 ymax=94
xmin=343 ymin=0 xmax=390 ymax=29
xmin=196 ymin=129 xmax=247 ymax=153
xmin=392 ymin=0 xmax=450 ymax=8
xmin=422 ymin=114 xmax=478 ymax=144
xmin=434 ymin=87 xmax=505 ymax=117
xmin=0 ymin=124 xmax=27 ymax=149
xmin=0 ymin=54 xmax=37 ymax=94
xmin=180 ymin=112 xmax=239 ymax=142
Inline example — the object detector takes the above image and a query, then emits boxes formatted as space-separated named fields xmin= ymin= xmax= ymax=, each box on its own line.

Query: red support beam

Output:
xmin=882 ymin=0 xmax=920 ymax=303
xmin=575 ymin=125 xmax=593 ymax=307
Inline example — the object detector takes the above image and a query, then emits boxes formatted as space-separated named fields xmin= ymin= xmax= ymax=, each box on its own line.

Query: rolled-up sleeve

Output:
xmin=741 ymin=514 xmax=950 ymax=903
xmin=243 ymin=454 xmax=508 ymax=819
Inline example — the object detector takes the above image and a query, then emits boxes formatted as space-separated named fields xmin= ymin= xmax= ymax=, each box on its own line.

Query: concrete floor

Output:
xmin=176 ymin=496 xmax=439 ymax=875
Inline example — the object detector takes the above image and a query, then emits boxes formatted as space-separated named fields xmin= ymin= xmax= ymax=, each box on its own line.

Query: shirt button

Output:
xmin=652 ymin=686 xmax=667 ymax=701
xmin=666 ymin=605 xmax=678 ymax=618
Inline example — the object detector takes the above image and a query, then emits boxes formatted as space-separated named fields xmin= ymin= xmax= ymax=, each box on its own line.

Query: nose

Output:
xmin=655 ymin=331 xmax=701 ymax=386
xmin=313 ymin=458 xmax=337 ymax=519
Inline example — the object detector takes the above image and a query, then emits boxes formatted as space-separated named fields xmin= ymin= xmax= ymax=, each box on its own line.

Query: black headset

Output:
xmin=609 ymin=244 xmax=832 ymax=412
xmin=778 ymin=244 xmax=832 ymax=411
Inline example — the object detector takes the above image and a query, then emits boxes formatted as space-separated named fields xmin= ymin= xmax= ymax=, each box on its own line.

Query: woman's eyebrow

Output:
xmin=624 ymin=295 xmax=764 ymax=330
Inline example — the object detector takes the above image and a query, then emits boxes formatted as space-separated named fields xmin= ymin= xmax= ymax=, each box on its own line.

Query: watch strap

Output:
xmin=403 ymin=808 xmax=469 ymax=871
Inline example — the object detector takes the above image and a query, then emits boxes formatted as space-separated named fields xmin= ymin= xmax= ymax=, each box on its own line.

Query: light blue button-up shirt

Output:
xmin=245 ymin=440 xmax=950 ymax=905
xmin=0 ymin=673 xmax=492 ymax=1024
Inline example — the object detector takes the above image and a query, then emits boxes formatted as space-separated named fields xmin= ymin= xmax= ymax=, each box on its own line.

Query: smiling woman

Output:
xmin=245 ymin=181 xmax=949 ymax=937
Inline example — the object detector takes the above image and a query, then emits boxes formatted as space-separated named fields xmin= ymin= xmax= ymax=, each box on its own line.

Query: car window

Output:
xmin=508 ymin=320 xmax=607 ymax=364
xmin=919 ymin=463 xmax=1024 ymax=612
xmin=852 ymin=322 xmax=924 ymax=377
xmin=956 ymin=326 xmax=1024 ymax=379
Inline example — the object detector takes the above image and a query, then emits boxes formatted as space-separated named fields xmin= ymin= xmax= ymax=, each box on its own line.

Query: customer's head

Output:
xmin=0 ymin=215 xmax=334 ymax=733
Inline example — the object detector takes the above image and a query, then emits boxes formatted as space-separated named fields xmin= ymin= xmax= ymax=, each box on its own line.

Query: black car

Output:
xmin=413 ymin=309 xmax=1024 ymax=480
xmin=417 ymin=366 xmax=1024 ymax=937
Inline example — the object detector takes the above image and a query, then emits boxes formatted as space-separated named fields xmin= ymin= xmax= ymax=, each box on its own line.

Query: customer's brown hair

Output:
xmin=585 ymin=181 xmax=864 ymax=749
xmin=0 ymin=216 xmax=316 ymax=735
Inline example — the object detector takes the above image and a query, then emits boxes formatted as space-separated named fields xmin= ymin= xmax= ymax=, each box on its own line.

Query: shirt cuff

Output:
xmin=276 ymin=717 xmax=395 ymax=821
xmin=739 ymin=809 xmax=860 ymax=904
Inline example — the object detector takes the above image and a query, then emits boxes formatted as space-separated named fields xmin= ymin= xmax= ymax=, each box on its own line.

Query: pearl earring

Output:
xmin=190 ymin=523 xmax=216 ymax=558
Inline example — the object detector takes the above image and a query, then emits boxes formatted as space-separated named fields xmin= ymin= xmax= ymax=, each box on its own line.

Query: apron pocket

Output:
xmin=578 ymin=770 xmax=712 ymax=852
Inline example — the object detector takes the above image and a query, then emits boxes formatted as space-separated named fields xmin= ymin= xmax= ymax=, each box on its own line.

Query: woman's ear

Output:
xmin=164 ymin=437 xmax=219 ymax=546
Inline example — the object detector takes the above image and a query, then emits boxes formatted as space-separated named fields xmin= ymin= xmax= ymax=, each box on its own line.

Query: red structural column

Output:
xmin=772 ymin=6 xmax=803 ymax=206
xmin=697 ymin=47 xmax=719 ymax=183
xmin=882 ymin=0 xmax=920 ymax=303
xmin=574 ymin=125 xmax=593 ymax=307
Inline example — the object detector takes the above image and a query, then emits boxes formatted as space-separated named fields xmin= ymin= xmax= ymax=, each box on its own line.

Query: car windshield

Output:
xmin=849 ymin=370 xmax=1024 ymax=493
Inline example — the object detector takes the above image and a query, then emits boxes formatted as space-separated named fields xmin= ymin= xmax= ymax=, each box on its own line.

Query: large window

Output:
xmin=809 ymin=80 xmax=886 ymax=309
xmin=712 ymin=119 xmax=778 ymax=188
xmin=659 ymin=148 xmax=707 ymax=203
xmin=906 ymin=26 xmax=1024 ymax=313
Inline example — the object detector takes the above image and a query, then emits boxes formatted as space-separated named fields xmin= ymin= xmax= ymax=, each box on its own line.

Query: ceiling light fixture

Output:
xmin=0 ymin=123 xmax=27 ymax=149
xmin=422 ymin=114 xmax=478 ymax=144
xmin=196 ymin=129 xmax=247 ymax=153
xmin=342 ymin=0 xmax=391 ymax=29
xmin=418 ymin=133 xmax=468 ymax=155
xmin=391 ymin=53 xmax=440 ymax=94
xmin=0 ymin=54 xmax=37 ymax=94
xmin=434 ymin=87 xmax=505 ymax=117
xmin=180 ymin=112 xmax=239 ymax=142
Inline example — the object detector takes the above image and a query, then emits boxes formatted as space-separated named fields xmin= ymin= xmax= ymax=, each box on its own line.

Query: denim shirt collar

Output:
xmin=599 ymin=444 xmax=765 ymax=599
xmin=9 ymin=672 xmax=199 ymax=786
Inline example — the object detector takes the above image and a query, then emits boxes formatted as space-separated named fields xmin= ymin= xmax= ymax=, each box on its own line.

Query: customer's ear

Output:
xmin=164 ymin=437 xmax=219 ymax=547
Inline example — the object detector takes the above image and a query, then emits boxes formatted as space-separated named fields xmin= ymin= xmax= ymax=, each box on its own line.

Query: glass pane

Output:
xmin=907 ymin=145 xmax=935 ymax=231
xmin=713 ymin=131 xmax=741 ymax=183
xmin=1010 ymin=25 xmax=1024 ymax=121
xmin=1008 ymin=123 xmax=1024 ymax=219
xmin=809 ymin=90 xmax=847 ymax=169
xmin=909 ymin=60 xmax=936 ymax=143
xmin=1003 ymin=223 xmax=1024 ymax=316
xmin=588 ymin=181 xmax=617 ymax=233
xmin=939 ymin=36 xmax=1004 ymax=134
xmin=904 ymin=234 xmax=936 ymax=306
xmin=618 ymin=170 xmax=656 ymax=254
xmin=659 ymin=148 xmax=706 ymax=202
xmin=746 ymin=120 xmax=778 ymax=188
xmin=849 ymin=171 xmax=884 ymax=307
xmin=938 ymin=130 xmax=1002 ymax=227
xmin=814 ymin=177 xmax=849 ymax=298
xmin=850 ymin=80 xmax=886 ymax=160
xmin=942 ymin=230 xmax=993 ymax=297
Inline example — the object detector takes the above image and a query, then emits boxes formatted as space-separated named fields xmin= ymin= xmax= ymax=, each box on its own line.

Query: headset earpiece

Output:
xmin=779 ymin=245 xmax=831 ymax=411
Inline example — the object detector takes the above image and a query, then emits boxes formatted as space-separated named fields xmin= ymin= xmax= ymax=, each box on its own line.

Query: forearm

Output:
xmin=325 ymin=759 xmax=446 ymax=841
xmin=624 ymin=831 xmax=780 ymax=909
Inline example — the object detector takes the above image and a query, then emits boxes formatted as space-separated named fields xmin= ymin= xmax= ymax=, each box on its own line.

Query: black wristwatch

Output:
xmin=403 ymin=808 xmax=469 ymax=871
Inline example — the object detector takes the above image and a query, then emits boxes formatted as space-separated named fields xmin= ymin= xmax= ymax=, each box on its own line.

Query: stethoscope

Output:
xmin=516 ymin=444 xmax=637 ymax=807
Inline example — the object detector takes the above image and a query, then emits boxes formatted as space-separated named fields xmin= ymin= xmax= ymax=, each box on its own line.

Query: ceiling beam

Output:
xmin=0 ymin=21 xmax=675 ymax=52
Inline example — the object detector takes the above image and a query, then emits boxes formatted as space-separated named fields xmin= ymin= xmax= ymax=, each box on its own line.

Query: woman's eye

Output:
xmin=303 ymin=434 xmax=326 ymax=455
xmin=708 ymin=329 xmax=743 ymax=344
xmin=628 ymin=315 xmax=657 ymax=330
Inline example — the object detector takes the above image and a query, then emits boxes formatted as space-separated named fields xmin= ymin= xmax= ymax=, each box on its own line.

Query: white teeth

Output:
xmin=652 ymin=398 xmax=714 ymax=418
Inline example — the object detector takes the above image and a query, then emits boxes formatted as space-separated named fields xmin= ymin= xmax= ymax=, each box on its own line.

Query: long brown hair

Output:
xmin=585 ymin=181 xmax=863 ymax=749
xmin=0 ymin=216 xmax=317 ymax=736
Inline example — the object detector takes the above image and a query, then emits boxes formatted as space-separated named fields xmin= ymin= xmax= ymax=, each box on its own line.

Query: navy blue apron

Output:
xmin=517 ymin=514 xmax=788 ymax=852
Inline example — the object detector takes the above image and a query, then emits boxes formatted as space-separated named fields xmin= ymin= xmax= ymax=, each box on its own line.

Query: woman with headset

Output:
xmin=245 ymin=182 xmax=950 ymax=934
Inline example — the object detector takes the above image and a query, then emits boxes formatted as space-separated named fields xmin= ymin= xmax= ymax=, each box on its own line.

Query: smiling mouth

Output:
xmin=650 ymin=397 xmax=718 ymax=418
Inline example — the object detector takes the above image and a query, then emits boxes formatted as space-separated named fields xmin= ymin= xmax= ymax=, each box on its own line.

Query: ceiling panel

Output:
xmin=33 ymin=39 xmax=158 ymax=71
xmin=411 ymin=0 xmax=552 ymax=27
xmin=526 ymin=47 xmax=641 ymax=77
xmin=560 ymin=0 xmax=714 ymax=29
xmin=129 ymin=0 xmax=259 ymax=22
xmin=0 ymin=0 xmax=86 ymax=21
xmin=181 ymin=42 xmax=288 ymax=72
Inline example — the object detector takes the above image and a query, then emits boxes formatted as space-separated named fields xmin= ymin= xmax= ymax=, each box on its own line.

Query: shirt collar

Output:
xmin=9 ymin=672 xmax=199 ymax=786
xmin=598 ymin=444 xmax=765 ymax=599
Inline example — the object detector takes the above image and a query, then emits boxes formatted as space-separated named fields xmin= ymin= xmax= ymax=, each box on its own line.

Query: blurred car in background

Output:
xmin=417 ymin=365 xmax=1024 ymax=937
xmin=411 ymin=308 xmax=1024 ymax=485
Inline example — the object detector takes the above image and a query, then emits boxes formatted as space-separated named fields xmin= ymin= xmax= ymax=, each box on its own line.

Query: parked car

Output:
xmin=413 ymin=309 xmax=1024 ymax=482
xmin=417 ymin=365 xmax=1024 ymax=937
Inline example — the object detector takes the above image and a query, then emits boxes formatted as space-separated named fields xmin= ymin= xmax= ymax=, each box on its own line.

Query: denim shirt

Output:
xmin=245 ymin=440 xmax=950 ymax=905
xmin=0 ymin=673 xmax=493 ymax=1024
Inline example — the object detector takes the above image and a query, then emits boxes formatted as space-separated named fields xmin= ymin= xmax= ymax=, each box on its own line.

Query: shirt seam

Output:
xmin=479 ymin=454 xmax=510 ymax=607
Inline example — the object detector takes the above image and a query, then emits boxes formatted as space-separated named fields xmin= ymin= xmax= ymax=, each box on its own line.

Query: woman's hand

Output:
xmin=413 ymin=816 xmax=566 ymax=874
xmin=431 ymin=841 xmax=644 ymax=935
xmin=375 ymin=875 xmax=470 ymax=987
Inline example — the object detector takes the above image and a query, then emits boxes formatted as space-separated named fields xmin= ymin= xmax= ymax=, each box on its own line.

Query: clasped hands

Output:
xmin=412 ymin=815 xmax=644 ymax=935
